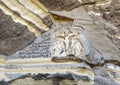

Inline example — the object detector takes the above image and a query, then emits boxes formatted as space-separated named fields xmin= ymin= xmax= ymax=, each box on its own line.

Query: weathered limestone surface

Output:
xmin=0 ymin=0 xmax=53 ymax=36
xmin=84 ymin=0 xmax=120 ymax=52
xmin=50 ymin=6 xmax=120 ymax=62
xmin=0 ymin=0 xmax=120 ymax=85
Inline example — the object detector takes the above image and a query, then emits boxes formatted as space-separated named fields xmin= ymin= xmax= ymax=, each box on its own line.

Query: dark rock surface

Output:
xmin=0 ymin=73 xmax=90 ymax=85
xmin=0 ymin=9 xmax=36 ymax=56
xmin=39 ymin=0 xmax=81 ymax=11
xmin=0 ymin=81 xmax=9 ymax=85
xmin=7 ymin=30 xmax=50 ymax=59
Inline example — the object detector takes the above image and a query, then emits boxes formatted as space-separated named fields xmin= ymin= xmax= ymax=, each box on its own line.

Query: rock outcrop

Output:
xmin=0 ymin=0 xmax=120 ymax=85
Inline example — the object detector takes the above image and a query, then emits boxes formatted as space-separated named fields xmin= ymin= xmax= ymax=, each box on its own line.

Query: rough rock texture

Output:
xmin=84 ymin=0 xmax=120 ymax=52
xmin=0 ymin=9 xmax=36 ymax=56
xmin=0 ymin=74 xmax=77 ymax=85
xmin=0 ymin=0 xmax=53 ymax=36
xmin=100 ymin=0 xmax=120 ymax=51
xmin=0 ymin=0 xmax=120 ymax=85
xmin=39 ymin=0 xmax=81 ymax=11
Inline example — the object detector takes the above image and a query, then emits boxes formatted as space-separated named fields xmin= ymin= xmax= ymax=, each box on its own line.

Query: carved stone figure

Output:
xmin=50 ymin=28 xmax=84 ymax=60
xmin=50 ymin=26 xmax=104 ymax=64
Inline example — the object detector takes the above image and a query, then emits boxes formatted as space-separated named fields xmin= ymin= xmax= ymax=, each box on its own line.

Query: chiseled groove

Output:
xmin=6 ymin=58 xmax=78 ymax=65
xmin=0 ymin=3 xmax=41 ymax=36
xmin=18 ymin=0 xmax=48 ymax=18
xmin=1 ymin=0 xmax=49 ymax=31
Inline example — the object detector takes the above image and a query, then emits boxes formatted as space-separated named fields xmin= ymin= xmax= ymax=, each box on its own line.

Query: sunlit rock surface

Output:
xmin=83 ymin=0 xmax=120 ymax=52
xmin=0 ymin=0 xmax=120 ymax=85
xmin=0 ymin=0 xmax=53 ymax=36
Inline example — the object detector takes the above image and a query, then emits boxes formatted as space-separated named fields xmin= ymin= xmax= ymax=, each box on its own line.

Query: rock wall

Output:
xmin=0 ymin=9 xmax=36 ymax=56
xmin=0 ymin=0 xmax=120 ymax=85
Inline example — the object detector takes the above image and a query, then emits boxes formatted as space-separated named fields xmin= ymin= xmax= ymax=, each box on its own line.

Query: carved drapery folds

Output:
xmin=51 ymin=28 xmax=83 ymax=57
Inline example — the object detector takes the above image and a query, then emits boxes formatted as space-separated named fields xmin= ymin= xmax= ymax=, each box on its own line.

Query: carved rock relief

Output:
xmin=0 ymin=0 xmax=120 ymax=85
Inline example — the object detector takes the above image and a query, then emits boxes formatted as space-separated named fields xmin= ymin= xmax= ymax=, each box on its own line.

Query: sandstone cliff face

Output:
xmin=0 ymin=0 xmax=120 ymax=85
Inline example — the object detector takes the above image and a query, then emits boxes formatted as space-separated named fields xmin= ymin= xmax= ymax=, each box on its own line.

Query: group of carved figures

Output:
xmin=51 ymin=28 xmax=83 ymax=58
xmin=50 ymin=27 xmax=104 ymax=64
